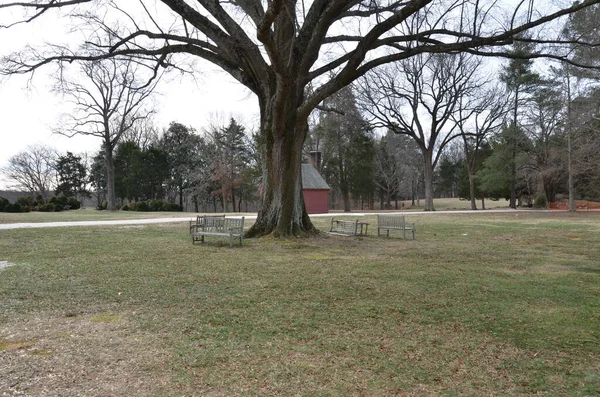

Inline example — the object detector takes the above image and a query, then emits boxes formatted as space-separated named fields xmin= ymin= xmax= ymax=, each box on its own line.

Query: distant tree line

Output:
xmin=89 ymin=117 xmax=259 ymax=212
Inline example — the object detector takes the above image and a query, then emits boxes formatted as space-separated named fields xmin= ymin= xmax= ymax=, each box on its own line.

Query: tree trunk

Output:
xmin=231 ymin=188 xmax=236 ymax=213
xmin=509 ymin=90 xmax=519 ymax=209
xmin=341 ymin=182 xmax=351 ymax=212
xmin=543 ymin=178 xmax=556 ymax=205
xmin=423 ymin=153 xmax=435 ymax=211
xmin=105 ymin=144 xmax=117 ymax=211
xmin=246 ymin=99 xmax=317 ymax=238
xmin=481 ymin=194 xmax=486 ymax=210
xmin=178 ymin=185 xmax=184 ymax=210
xmin=566 ymin=77 xmax=576 ymax=212
xmin=468 ymin=170 xmax=477 ymax=210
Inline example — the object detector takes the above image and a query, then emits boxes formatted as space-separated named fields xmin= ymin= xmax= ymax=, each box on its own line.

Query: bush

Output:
xmin=39 ymin=203 xmax=55 ymax=212
xmin=0 ymin=197 xmax=8 ymax=212
xmin=534 ymin=195 xmax=547 ymax=209
xmin=149 ymin=199 xmax=164 ymax=212
xmin=35 ymin=195 xmax=45 ymax=206
xmin=124 ymin=200 xmax=181 ymax=212
xmin=135 ymin=201 xmax=150 ymax=212
xmin=166 ymin=202 xmax=182 ymax=212
xmin=16 ymin=196 xmax=34 ymax=207
xmin=54 ymin=204 xmax=64 ymax=212
xmin=67 ymin=197 xmax=81 ymax=210
xmin=4 ymin=203 xmax=22 ymax=213
xmin=122 ymin=205 xmax=130 ymax=211
xmin=50 ymin=196 xmax=69 ymax=206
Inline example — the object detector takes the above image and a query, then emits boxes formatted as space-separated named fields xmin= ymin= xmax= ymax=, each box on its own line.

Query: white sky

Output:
xmin=0 ymin=69 xmax=259 ymax=189
xmin=0 ymin=4 xmax=261 ymax=189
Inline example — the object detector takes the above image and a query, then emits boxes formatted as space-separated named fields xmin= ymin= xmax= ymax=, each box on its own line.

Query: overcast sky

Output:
xmin=0 ymin=29 xmax=259 ymax=190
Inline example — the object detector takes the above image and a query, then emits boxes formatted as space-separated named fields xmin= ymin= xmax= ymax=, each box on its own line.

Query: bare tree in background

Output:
xmin=53 ymin=58 xmax=161 ymax=210
xmin=454 ymin=85 xmax=509 ymax=210
xmin=122 ymin=116 xmax=161 ymax=150
xmin=359 ymin=53 xmax=481 ymax=211
xmin=2 ymin=0 xmax=600 ymax=235
xmin=1 ymin=144 xmax=56 ymax=199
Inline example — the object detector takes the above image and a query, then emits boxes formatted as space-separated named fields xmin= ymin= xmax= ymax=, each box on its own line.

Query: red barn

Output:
xmin=302 ymin=163 xmax=330 ymax=214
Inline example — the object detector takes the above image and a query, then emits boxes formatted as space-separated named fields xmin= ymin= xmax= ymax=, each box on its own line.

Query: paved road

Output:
xmin=0 ymin=209 xmax=548 ymax=230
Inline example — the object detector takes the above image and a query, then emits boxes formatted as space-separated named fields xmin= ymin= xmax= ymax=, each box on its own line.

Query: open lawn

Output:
xmin=1 ymin=212 xmax=599 ymax=396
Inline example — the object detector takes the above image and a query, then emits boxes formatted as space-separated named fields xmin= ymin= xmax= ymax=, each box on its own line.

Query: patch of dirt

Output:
xmin=0 ymin=261 xmax=17 ymax=271
xmin=0 ymin=311 xmax=172 ymax=396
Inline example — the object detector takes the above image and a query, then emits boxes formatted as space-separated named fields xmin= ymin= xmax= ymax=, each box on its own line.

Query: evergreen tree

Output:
xmin=161 ymin=122 xmax=204 ymax=210
xmin=318 ymin=85 xmax=372 ymax=212
xmin=114 ymin=141 xmax=144 ymax=202
xmin=55 ymin=151 xmax=88 ymax=199
xmin=211 ymin=118 xmax=252 ymax=212
xmin=499 ymin=39 xmax=541 ymax=208
xmin=89 ymin=147 xmax=108 ymax=209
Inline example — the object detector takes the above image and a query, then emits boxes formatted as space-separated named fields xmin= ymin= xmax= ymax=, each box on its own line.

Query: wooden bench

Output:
xmin=329 ymin=218 xmax=369 ymax=236
xmin=190 ymin=215 xmax=245 ymax=247
xmin=377 ymin=215 xmax=415 ymax=239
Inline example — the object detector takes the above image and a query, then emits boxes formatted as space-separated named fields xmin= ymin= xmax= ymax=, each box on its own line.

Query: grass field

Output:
xmin=1 ymin=212 xmax=599 ymax=396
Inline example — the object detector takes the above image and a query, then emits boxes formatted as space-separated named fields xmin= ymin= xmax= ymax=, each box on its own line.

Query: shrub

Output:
xmin=135 ymin=201 xmax=150 ymax=212
xmin=0 ymin=197 xmax=8 ymax=212
xmin=35 ymin=195 xmax=45 ymax=206
xmin=67 ymin=197 xmax=81 ymax=210
xmin=534 ymin=195 xmax=547 ymax=209
xmin=125 ymin=200 xmax=181 ymax=212
xmin=149 ymin=199 xmax=164 ymax=212
xmin=54 ymin=203 xmax=64 ymax=212
xmin=16 ymin=196 xmax=34 ymax=207
xmin=122 ymin=205 xmax=130 ymax=211
xmin=4 ymin=203 xmax=22 ymax=213
xmin=39 ymin=203 xmax=55 ymax=212
xmin=166 ymin=202 xmax=182 ymax=212
xmin=50 ymin=196 xmax=69 ymax=206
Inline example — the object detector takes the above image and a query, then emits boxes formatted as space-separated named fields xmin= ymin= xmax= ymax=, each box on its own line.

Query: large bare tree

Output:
xmin=358 ymin=52 xmax=481 ymax=211
xmin=454 ymin=84 xmax=509 ymax=210
xmin=1 ymin=144 xmax=56 ymax=199
xmin=53 ymin=58 xmax=160 ymax=210
xmin=2 ymin=0 xmax=600 ymax=234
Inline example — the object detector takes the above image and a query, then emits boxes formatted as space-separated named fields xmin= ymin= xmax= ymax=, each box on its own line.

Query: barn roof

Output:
xmin=302 ymin=164 xmax=330 ymax=190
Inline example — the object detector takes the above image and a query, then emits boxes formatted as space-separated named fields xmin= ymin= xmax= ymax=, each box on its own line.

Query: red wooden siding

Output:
xmin=303 ymin=189 xmax=329 ymax=214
